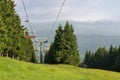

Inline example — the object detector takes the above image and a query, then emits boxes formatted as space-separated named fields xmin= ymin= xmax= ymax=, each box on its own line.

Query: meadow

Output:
xmin=0 ymin=57 xmax=120 ymax=80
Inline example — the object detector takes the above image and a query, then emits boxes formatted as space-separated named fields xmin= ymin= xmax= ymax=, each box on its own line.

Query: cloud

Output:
xmin=14 ymin=0 xmax=120 ymax=24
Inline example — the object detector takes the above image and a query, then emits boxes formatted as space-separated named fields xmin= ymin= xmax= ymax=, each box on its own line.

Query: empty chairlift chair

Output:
xmin=34 ymin=50 xmax=39 ymax=52
xmin=24 ymin=20 xmax=36 ymax=38
xmin=24 ymin=30 xmax=36 ymax=38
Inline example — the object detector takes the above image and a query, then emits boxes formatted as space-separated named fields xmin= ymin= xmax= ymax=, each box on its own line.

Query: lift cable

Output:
xmin=46 ymin=0 xmax=66 ymax=42
xmin=21 ymin=0 xmax=34 ymax=33
xmin=22 ymin=0 xmax=37 ymax=51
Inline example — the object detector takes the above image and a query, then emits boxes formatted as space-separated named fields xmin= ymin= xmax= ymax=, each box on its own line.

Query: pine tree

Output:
xmin=92 ymin=47 xmax=108 ymax=69
xmin=30 ymin=52 xmax=37 ymax=63
xmin=84 ymin=51 xmax=92 ymax=67
xmin=0 ymin=0 xmax=36 ymax=62
xmin=113 ymin=46 xmax=120 ymax=71
xmin=44 ymin=43 xmax=55 ymax=63
xmin=45 ymin=22 xmax=80 ymax=66
xmin=107 ymin=45 xmax=118 ymax=70
xmin=0 ymin=0 xmax=7 ymax=54
xmin=45 ymin=25 xmax=64 ymax=64
xmin=63 ymin=22 xmax=80 ymax=65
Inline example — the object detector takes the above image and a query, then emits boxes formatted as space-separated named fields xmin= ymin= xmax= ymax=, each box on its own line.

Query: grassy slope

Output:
xmin=0 ymin=57 xmax=120 ymax=80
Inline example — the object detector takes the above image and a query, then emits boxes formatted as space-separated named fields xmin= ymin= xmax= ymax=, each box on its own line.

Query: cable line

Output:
xmin=46 ymin=0 xmax=66 ymax=42
xmin=21 ymin=0 xmax=34 ymax=33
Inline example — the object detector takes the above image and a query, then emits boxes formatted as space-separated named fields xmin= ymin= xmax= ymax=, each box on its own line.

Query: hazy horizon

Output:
xmin=14 ymin=0 xmax=120 ymax=36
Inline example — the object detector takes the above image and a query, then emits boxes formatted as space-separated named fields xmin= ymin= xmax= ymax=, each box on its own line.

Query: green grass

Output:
xmin=0 ymin=57 xmax=120 ymax=80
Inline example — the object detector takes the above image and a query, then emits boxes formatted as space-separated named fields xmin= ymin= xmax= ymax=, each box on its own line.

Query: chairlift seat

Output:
xmin=24 ymin=30 xmax=36 ymax=38
xmin=34 ymin=50 xmax=38 ymax=52
xmin=24 ymin=35 xmax=35 ymax=38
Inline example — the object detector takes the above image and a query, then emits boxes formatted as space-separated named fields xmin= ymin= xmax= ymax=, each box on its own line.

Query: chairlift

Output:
xmin=34 ymin=50 xmax=38 ymax=52
xmin=44 ymin=40 xmax=48 ymax=43
xmin=25 ymin=20 xmax=29 ymax=22
xmin=24 ymin=20 xmax=36 ymax=39
xmin=24 ymin=30 xmax=36 ymax=38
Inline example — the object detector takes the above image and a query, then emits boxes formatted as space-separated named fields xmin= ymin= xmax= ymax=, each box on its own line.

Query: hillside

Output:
xmin=0 ymin=57 xmax=120 ymax=80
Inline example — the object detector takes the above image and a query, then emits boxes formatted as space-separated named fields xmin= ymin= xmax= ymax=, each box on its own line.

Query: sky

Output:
xmin=14 ymin=0 xmax=120 ymax=24
xmin=14 ymin=0 xmax=120 ymax=36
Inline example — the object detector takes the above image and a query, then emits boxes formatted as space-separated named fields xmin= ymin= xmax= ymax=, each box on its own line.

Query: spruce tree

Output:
xmin=0 ymin=0 xmax=36 ymax=62
xmin=45 ymin=25 xmax=64 ymax=64
xmin=113 ymin=46 xmax=120 ymax=71
xmin=92 ymin=47 xmax=108 ymax=69
xmin=44 ymin=43 xmax=55 ymax=63
xmin=45 ymin=22 xmax=80 ymax=66
xmin=107 ymin=45 xmax=118 ymax=70
xmin=63 ymin=22 xmax=80 ymax=65
xmin=84 ymin=51 xmax=92 ymax=67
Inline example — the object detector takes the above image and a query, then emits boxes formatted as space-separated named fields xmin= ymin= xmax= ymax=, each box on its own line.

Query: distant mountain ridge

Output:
xmin=32 ymin=20 xmax=120 ymax=36
xmin=77 ymin=35 xmax=120 ymax=59
xmin=31 ymin=21 xmax=120 ymax=59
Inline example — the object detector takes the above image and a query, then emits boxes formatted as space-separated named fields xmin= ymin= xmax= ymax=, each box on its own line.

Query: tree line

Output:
xmin=0 ymin=0 xmax=36 ymax=62
xmin=82 ymin=45 xmax=120 ymax=72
